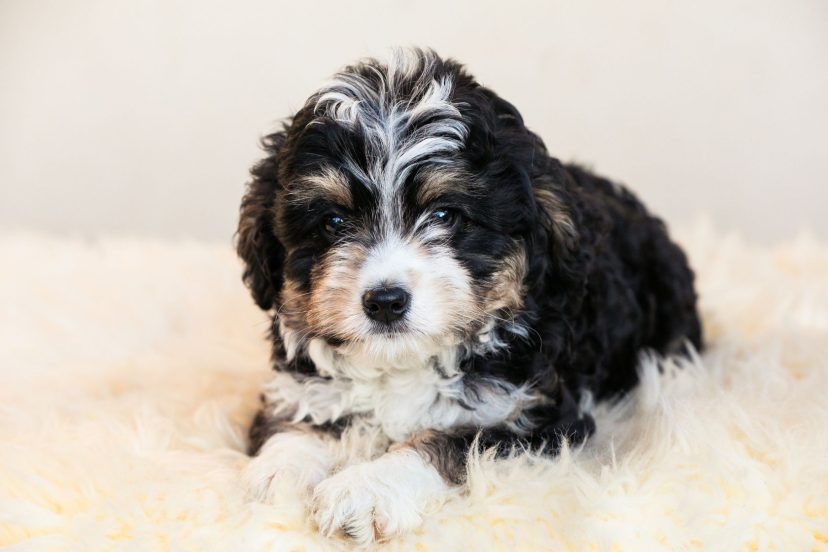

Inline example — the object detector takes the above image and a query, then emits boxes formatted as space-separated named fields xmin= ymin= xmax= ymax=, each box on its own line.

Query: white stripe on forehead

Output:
xmin=312 ymin=50 xmax=469 ymax=204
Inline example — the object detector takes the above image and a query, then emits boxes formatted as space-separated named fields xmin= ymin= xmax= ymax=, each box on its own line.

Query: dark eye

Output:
xmin=430 ymin=208 xmax=457 ymax=226
xmin=322 ymin=214 xmax=346 ymax=238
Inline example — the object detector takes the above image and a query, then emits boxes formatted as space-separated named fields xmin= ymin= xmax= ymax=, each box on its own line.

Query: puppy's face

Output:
xmin=240 ymin=51 xmax=563 ymax=360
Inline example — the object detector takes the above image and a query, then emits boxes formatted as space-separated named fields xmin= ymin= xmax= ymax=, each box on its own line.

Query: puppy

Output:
xmin=237 ymin=49 xmax=702 ymax=543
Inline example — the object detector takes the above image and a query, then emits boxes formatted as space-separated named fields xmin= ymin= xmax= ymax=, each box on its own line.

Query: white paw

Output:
xmin=243 ymin=431 xmax=334 ymax=502
xmin=312 ymin=450 xmax=449 ymax=544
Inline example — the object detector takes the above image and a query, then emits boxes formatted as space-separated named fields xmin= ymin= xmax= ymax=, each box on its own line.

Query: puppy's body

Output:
xmin=237 ymin=49 xmax=702 ymax=543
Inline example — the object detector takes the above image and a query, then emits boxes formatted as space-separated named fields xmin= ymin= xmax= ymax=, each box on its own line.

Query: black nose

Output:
xmin=362 ymin=286 xmax=410 ymax=323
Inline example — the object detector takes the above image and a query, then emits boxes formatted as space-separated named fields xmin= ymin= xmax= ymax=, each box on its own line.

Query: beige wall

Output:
xmin=1 ymin=0 xmax=826 ymax=243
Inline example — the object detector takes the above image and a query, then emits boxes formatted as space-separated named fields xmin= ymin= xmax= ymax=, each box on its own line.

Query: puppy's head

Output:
xmin=238 ymin=49 xmax=573 ymax=361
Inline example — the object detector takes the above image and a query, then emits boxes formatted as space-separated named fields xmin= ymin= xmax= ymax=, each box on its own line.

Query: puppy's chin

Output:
xmin=334 ymin=328 xmax=463 ymax=364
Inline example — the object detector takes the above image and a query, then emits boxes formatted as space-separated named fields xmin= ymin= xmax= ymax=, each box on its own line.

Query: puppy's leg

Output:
xmin=243 ymin=416 xmax=336 ymax=502
xmin=400 ymin=398 xmax=596 ymax=485
xmin=404 ymin=416 xmax=595 ymax=484
xmin=312 ymin=406 xmax=596 ymax=544
xmin=309 ymin=427 xmax=516 ymax=543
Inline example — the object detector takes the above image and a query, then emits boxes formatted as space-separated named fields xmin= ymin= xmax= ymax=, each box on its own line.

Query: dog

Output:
xmin=237 ymin=48 xmax=702 ymax=544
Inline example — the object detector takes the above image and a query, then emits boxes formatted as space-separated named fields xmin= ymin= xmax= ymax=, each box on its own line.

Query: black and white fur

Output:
xmin=237 ymin=49 xmax=702 ymax=544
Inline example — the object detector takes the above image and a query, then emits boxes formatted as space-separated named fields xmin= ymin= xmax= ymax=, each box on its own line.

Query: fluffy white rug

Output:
xmin=1 ymin=224 xmax=827 ymax=551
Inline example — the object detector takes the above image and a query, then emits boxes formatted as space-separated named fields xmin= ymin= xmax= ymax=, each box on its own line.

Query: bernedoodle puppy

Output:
xmin=237 ymin=48 xmax=702 ymax=543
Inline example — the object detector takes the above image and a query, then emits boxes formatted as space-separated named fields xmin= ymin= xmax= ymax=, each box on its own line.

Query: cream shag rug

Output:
xmin=1 ymin=224 xmax=827 ymax=551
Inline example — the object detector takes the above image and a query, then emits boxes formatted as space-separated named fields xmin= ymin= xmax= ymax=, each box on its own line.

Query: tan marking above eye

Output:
xmin=290 ymin=167 xmax=353 ymax=209
xmin=415 ymin=168 xmax=474 ymax=205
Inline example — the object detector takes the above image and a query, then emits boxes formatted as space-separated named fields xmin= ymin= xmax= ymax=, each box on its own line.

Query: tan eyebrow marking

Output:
xmin=416 ymin=168 xmax=471 ymax=205
xmin=290 ymin=166 xmax=353 ymax=208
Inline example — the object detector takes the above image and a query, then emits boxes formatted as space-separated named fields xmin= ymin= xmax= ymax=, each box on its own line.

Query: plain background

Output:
xmin=1 ymin=0 xmax=826 ymax=244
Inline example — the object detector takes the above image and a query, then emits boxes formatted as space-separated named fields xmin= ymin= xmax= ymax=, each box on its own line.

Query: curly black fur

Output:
xmin=237 ymin=49 xmax=702 ymax=482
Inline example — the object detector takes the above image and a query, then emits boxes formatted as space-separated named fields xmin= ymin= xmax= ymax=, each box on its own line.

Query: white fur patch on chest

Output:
xmin=262 ymin=338 xmax=537 ymax=443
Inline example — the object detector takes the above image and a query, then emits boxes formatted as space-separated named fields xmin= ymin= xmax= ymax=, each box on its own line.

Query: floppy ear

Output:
xmin=480 ymin=89 xmax=579 ymax=284
xmin=236 ymin=131 xmax=287 ymax=311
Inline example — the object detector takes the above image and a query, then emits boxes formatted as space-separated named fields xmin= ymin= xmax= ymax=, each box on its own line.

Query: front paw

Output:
xmin=312 ymin=450 xmax=449 ymax=544
xmin=243 ymin=432 xmax=334 ymax=502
